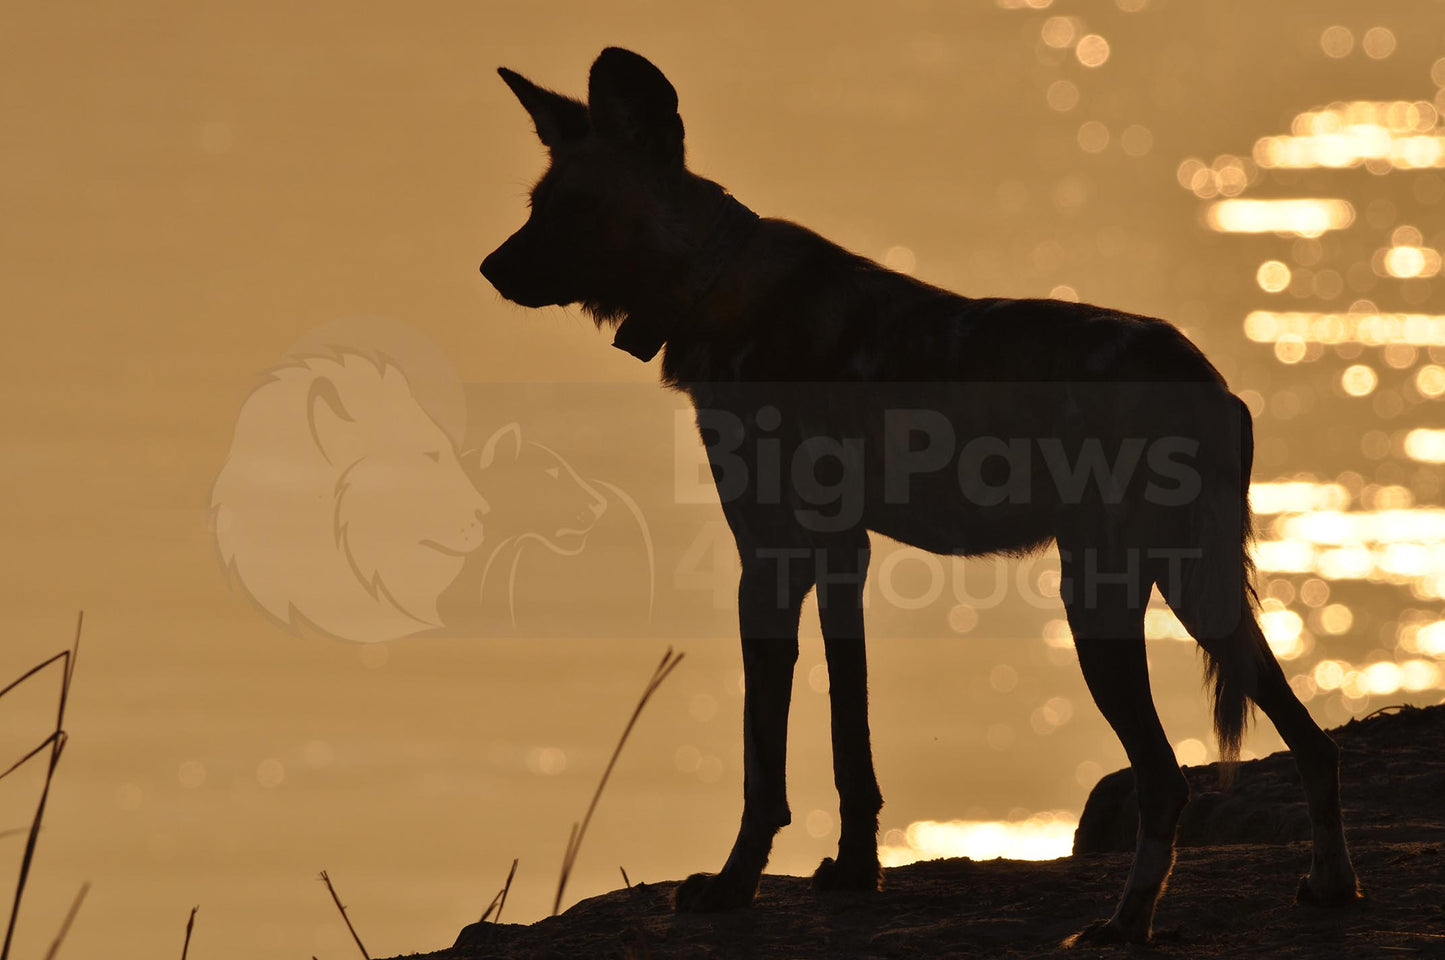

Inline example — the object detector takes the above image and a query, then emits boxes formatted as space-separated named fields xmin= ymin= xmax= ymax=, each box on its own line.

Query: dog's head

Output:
xmin=481 ymin=48 xmax=691 ymax=319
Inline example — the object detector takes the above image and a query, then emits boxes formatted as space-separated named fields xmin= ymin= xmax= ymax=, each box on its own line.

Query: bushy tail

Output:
xmin=1202 ymin=616 xmax=1263 ymax=768
xmin=1175 ymin=395 xmax=1269 ymax=770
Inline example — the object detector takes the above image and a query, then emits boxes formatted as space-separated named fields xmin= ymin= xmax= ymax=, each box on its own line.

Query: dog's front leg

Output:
xmin=811 ymin=532 xmax=883 ymax=893
xmin=674 ymin=552 xmax=809 ymax=912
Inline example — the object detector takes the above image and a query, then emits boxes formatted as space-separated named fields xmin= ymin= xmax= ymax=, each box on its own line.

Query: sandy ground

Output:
xmin=387 ymin=705 xmax=1445 ymax=959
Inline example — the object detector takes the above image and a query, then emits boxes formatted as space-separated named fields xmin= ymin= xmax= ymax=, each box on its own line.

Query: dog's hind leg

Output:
xmin=1167 ymin=584 xmax=1361 ymax=905
xmin=1060 ymin=540 xmax=1187 ymax=946
xmin=674 ymin=549 xmax=810 ymax=913
xmin=811 ymin=532 xmax=884 ymax=893
xmin=1160 ymin=392 xmax=1360 ymax=907
xmin=1240 ymin=623 xmax=1361 ymax=904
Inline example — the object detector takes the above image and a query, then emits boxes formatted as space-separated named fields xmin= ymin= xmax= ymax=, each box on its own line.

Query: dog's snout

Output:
xmin=479 ymin=234 xmax=567 ymax=309
xmin=480 ymin=246 xmax=506 ymax=282
xmin=480 ymin=236 xmax=531 ymax=296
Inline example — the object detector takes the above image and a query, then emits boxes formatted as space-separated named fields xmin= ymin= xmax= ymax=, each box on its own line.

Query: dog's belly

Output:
xmin=865 ymin=492 xmax=1057 ymax=557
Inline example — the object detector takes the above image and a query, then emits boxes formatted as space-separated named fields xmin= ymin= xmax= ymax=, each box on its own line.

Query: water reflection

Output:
xmin=1244 ymin=310 xmax=1445 ymax=346
xmin=1207 ymin=198 xmax=1353 ymax=237
xmin=1254 ymin=100 xmax=1445 ymax=171
xmin=1306 ymin=656 xmax=1442 ymax=700
xmin=879 ymin=812 xmax=1078 ymax=867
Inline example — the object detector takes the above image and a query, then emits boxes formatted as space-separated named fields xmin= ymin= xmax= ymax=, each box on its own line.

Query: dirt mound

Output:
xmin=386 ymin=704 xmax=1445 ymax=960
xmin=1075 ymin=703 xmax=1445 ymax=853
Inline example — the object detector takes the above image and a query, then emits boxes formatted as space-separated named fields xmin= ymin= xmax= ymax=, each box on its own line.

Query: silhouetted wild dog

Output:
xmin=481 ymin=47 xmax=1362 ymax=944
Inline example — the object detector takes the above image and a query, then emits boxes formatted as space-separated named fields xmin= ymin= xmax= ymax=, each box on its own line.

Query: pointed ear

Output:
xmin=587 ymin=48 xmax=684 ymax=165
xmin=497 ymin=67 xmax=589 ymax=150
xmin=477 ymin=423 xmax=524 ymax=469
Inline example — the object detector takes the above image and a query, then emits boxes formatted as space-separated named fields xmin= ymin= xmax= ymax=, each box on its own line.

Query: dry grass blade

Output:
xmin=552 ymin=647 xmax=684 ymax=916
xmin=56 ymin=613 xmax=82 ymax=732
xmin=319 ymin=869 xmax=371 ymax=959
xmin=1 ymin=730 xmax=69 ymax=959
xmin=620 ymin=866 xmax=631 ymax=889
xmin=0 ymin=652 xmax=68 ymax=704
xmin=40 ymin=881 xmax=89 ymax=960
xmin=554 ymin=821 xmax=579 ymax=913
xmin=179 ymin=905 xmax=197 ymax=960
xmin=494 ymin=858 xmax=519 ymax=924
xmin=0 ymin=733 xmax=64 ymax=785
xmin=2 ymin=611 xmax=83 ymax=960
xmin=478 ymin=887 xmax=504 ymax=924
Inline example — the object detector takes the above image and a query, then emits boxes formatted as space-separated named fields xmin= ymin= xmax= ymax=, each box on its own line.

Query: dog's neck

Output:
xmin=611 ymin=191 xmax=760 ymax=362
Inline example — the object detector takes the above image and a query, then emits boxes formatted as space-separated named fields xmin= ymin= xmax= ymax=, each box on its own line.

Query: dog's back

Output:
xmin=664 ymin=217 xmax=1222 ymax=386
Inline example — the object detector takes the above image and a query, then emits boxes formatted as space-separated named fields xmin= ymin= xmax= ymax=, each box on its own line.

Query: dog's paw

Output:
xmin=672 ymin=871 xmax=757 ymax=913
xmin=811 ymin=855 xmax=882 ymax=893
xmin=1296 ymin=872 xmax=1364 ymax=907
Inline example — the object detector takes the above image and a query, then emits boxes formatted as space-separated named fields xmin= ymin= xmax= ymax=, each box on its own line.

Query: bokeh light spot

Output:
xmin=674 ymin=744 xmax=701 ymax=774
xmin=948 ymin=603 xmax=979 ymax=633
xmin=525 ymin=747 xmax=567 ymax=776
xmin=1319 ymin=603 xmax=1354 ymax=635
xmin=1341 ymin=364 xmax=1378 ymax=396
xmin=1321 ymin=26 xmax=1354 ymax=58
xmin=1046 ymin=79 xmax=1079 ymax=112
xmin=806 ymin=809 xmax=834 ymax=838
xmin=1077 ymin=120 xmax=1110 ymax=153
xmin=989 ymin=663 xmax=1019 ymax=693
xmin=1040 ymin=16 xmax=1077 ymax=49
xmin=1075 ymin=34 xmax=1110 ymax=68
xmin=1274 ymin=335 xmax=1307 ymax=364
xmin=1257 ymin=260 xmax=1292 ymax=292
xmin=1120 ymin=124 xmax=1153 ymax=157
xmin=1415 ymin=364 xmax=1445 ymax=398
xmin=1173 ymin=738 xmax=1208 ymax=766
xmin=1362 ymin=27 xmax=1396 ymax=60
xmin=884 ymin=245 xmax=917 ymax=274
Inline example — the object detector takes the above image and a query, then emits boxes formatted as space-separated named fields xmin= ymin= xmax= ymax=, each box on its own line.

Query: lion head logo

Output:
xmin=211 ymin=349 xmax=488 ymax=643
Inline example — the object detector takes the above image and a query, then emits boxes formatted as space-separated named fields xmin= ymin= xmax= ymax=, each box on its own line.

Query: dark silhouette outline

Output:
xmin=479 ymin=47 xmax=1362 ymax=944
